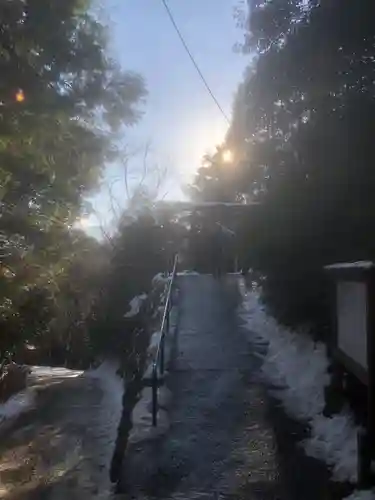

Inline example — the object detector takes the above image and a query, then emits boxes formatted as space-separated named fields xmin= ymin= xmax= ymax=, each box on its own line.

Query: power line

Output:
xmin=160 ymin=0 xmax=231 ymax=126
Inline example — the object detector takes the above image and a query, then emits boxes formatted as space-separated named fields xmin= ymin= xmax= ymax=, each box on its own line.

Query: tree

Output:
xmin=188 ymin=145 xmax=242 ymax=203
xmin=0 ymin=0 xmax=146 ymax=363
xmin=193 ymin=0 xmax=375 ymax=332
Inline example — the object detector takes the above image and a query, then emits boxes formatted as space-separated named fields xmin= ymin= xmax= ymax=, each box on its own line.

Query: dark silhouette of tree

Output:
xmin=192 ymin=0 xmax=375 ymax=332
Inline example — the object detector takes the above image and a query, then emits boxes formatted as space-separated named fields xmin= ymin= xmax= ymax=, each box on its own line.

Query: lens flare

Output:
xmin=15 ymin=89 xmax=25 ymax=102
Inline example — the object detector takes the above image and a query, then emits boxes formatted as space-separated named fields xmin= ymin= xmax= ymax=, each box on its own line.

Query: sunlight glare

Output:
xmin=78 ymin=217 xmax=91 ymax=229
xmin=15 ymin=89 xmax=25 ymax=103
xmin=222 ymin=149 xmax=233 ymax=164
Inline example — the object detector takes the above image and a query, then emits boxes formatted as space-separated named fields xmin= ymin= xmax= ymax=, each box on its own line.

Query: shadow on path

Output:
xmin=121 ymin=275 xmax=341 ymax=499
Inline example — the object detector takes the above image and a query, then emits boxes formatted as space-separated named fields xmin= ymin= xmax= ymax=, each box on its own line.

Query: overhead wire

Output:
xmin=160 ymin=0 xmax=231 ymax=126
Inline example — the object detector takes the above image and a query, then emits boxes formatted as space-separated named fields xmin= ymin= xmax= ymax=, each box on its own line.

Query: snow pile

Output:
xmin=238 ymin=277 xmax=359 ymax=483
xmin=30 ymin=366 xmax=83 ymax=381
xmin=152 ymin=272 xmax=170 ymax=287
xmin=124 ymin=293 xmax=148 ymax=318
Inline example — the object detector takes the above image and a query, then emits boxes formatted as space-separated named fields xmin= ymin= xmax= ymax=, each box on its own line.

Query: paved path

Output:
xmin=0 ymin=276 xmax=338 ymax=500
xmin=0 ymin=364 xmax=122 ymax=500
xmin=122 ymin=274 xmax=335 ymax=500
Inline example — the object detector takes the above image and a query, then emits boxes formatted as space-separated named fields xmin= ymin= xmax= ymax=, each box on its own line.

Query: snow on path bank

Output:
xmin=238 ymin=278 xmax=359 ymax=484
xmin=0 ymin=363 xmax=123 ymax=447
xmin=85 ymin=360 xmax=124 ymax=454
xmin=0 ymin=389 xmax=35 ymax=425
xmin=0 ymin=366 xmax=83 ymax=426
xmin=124 ymin=294 xmax=148 ymax=318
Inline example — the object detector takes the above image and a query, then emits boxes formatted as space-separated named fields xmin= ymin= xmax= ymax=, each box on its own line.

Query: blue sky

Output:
xmin=88 ymin=0 xmax=248 ymax=230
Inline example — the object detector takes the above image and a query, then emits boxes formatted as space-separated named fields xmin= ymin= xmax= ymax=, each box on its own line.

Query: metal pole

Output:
xmin=166 ymin=302 xmax=170 ymax=333
xmin=152 ymin=364 xmax=158 ymax=427
xmin=234 ymin=254 xmax=239 ymax=273
xmin=160 ymin=334 xmax=165 ymax=376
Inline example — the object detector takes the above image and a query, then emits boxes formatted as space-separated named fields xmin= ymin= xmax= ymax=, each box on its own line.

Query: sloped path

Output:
xmin=0 ymin=363 xmax=122 ymax=500
xmin=122 ymin=275 xmax=335 ymax=499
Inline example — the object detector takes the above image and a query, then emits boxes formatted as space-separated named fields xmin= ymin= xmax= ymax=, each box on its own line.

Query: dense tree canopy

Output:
xmin=0 ymin=0 xmax=147 ymax=364
xmin=192 ymin=0 xmax=375 ymax=332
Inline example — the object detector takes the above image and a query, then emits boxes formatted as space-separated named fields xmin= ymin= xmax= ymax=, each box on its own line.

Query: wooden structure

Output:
xmin=154 ymin=200 xmax=259 ymax=274
xmin=325 ymin=261 xmax=375 ymax=485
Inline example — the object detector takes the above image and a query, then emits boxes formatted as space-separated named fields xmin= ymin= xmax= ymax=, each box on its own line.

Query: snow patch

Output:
xmin=0 ymin=388 xmax=35 ymax=424
xmin=152 ymin=272 xmax=170 ymax=287
xmin=325 ymin=261 xmax=374 ymax=270
xmin=238 ymin=277 xmax=359 ymax=483
xmin=85 ymin=361 xmax=124 ymax=480
xmin=343 ymin=491 xmax=375 ymax=500
xmin=0 ymin=365 xmax=84 ymax=427
xmin=30 ymin=366 xmax=83 ymax=381
xmin=124 ymin=293 xmax=148 ymax=318
xmin=147 ymin=331 xmax=161 ymax=358
xmin=129 ymin=387 xmax=170 ymax=444
xmin=0 ymin=366 xmax=83 ymax=425
xmin=177 ymin=270 xmax=200 ymax=276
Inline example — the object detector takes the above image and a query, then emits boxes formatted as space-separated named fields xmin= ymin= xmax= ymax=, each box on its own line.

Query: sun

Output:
xmin=222 ymin=149 xmax=234 ymax=164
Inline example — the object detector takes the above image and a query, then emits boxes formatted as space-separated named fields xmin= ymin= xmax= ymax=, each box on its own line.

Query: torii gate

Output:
xmin=155 ymin=200 xmax=260 ymax=273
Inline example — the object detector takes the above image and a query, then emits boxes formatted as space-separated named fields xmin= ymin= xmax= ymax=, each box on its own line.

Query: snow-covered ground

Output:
xmin=124 ymin=293 xmax=148 ymax=318
xmin=152 ymin=272 xmax=170 ymax=287
xmin=0 ymin=387 xmax=35 ymax=424
xmin=85 ymin=360 xmax=124 ymax=488
xmin=0 ymin=366 xmax=83 ymax=426
xmin=0 ymin=361 xmax=124 ymax=498
xmin=0 ymin=363 xmax=122 ymax=442
xmin=238 ymin=278 xmax=375 ymax=498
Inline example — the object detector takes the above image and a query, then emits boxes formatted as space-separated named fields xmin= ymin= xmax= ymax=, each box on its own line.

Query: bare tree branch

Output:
xmin=139 ymin=141 xmax=152 ymax=189
xmin=107 ymin=179 xmax=122 ymax=223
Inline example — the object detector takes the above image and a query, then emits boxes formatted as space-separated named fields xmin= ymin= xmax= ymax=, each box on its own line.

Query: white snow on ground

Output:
xmin=343 ymin=491 xmax=375 ymax=500
xmin=124 ymin=293 xmax=148 ymax=318
xmin=0 ymin=388 xmax=35 ymax=424
xmin=147 ymin=331 xmax=161 ymax=358
xmin=238 ymin=277 xmax=359 ymax=483
xmin=177 ymin=270 xmax=200 ymax=276
xmin=0 ymin=366 xmax=83 ymax=426
xmin=325 ymin=261 xmax=374 ymax=270
xmin=30 ymin=365 xmax=83 ymax=381
xmin=84 ymin=360 xmax=124 ymax=497
xmin=152 ymin=272 xmax=170 ymax=287
xmin=85 ymin=360 xmax=124 ymax=453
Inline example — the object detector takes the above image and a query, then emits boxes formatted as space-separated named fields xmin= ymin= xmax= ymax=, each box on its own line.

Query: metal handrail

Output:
xmin=152 ymin=254 xmax=178 ymax=426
